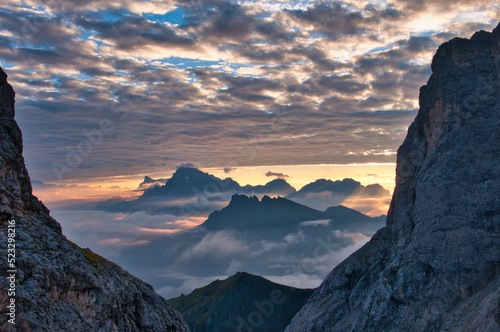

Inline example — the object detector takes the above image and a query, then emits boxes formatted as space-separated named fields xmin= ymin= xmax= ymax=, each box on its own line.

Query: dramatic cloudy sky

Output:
xmin=2 ymin=0 xmax=498 ymax=297
xmin=1 ymin=0 xmax=498 ymax=189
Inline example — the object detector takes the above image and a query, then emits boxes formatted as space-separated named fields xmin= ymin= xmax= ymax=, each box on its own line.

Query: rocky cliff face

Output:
xmin=287 ymin=24 xmax=500 ymax=331
xmin=0 ymin=68 xmax=190 ymax=331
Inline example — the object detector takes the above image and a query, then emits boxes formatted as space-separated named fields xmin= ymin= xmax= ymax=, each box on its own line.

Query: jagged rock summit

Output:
xmin=287 ymin=24 xmax=500 ymax=331
xmin=0 ymin=68 xmax=189 ymax=331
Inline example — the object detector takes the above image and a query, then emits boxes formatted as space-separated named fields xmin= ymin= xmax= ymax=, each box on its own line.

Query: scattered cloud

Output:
xmin=300 ymin=219 xmax=332 ymax=227
xmin=177 ymin=162 xmax=198 ymax=169
xmin=265 ymin=171 xmax=289 ymax=179
xmin=113 ymin=212 xmax=382 ymax=299
xmin=180 ymin=231 xmax=249 ymax=261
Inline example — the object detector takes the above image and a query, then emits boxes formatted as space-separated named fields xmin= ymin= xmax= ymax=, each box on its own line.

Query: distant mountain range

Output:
xmin=96 ymin=166 xmax=389 ymax=216
xmin=201 ymin=194 xmax=385 ymax=233
xmin=160 ymin=195 xmax=383 ymax=330
xmin=292 ymin=178 xmax=389 ymax=197
xmin=286 ymin=178 xmax=390 ymax=211
xmin=324 ymin=205 xmax=386 ymax=232
xmin=115 ymin=192 xmax=386 ymax=300
xmin=140 ymin=167 xmax=297 ymax=199
xmin=168 ymin=272 xmax=314 ymax=332
xmin=243 ymin=178 xmax=297 ymax=197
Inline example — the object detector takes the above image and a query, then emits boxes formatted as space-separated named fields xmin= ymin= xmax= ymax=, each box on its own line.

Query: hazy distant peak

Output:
xmin=241 ymin=178 xmax=297 ymax=196
xmin=288 ymin=177 xmax=389 ymax=202
xmin=268 ymin=178 xmax=288 ymax=183
xmin=362 ymin=183 xmax=390 ymax=196
xmin=143 ymin=175 xmax=154 ymax=183
xmin=171 ymin=166 xmax=206 ymax=178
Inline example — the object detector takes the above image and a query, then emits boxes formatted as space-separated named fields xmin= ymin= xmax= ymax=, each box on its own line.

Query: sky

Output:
xmin=1 ymin=0 xmax=499 ymax=295
xmin=0 ymin=0 xmax=498 ymax=191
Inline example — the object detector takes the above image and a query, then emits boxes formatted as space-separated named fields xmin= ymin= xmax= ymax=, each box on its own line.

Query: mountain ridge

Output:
xmin=96 ymin=166 xmax=390 ymax=216
xmin=286 ymin=178 xmax=390 ymax=199
xmin=169 ymin=271 xmax=314 ymax=332
xmin=200 ymin=193 xmax=384 ymax=232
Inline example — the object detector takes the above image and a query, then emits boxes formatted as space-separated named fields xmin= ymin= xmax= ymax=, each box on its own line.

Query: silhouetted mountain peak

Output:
xmin=267 ymin=178 xmax=288 ymax=185
xmin=172 ymin=166 xmax=204 ymax=177
xmin=142 ymin=167 xmax=241 ymax=198
xmin=202 ymin=194 xmax=328 ymax=230
xmin=137 ymin=175 xmax=169 ymax=190
xmin=169 ymin=271 xmax=314 ymax=332
xmin=241 ymin=178 xmax=297 ymax=196
xmin=228 ymin=271 xmax=261 ymax=283
xmin=143 ymin=175 xmax=154 ymax=183
xmin=169 ymin=167 xmax=214 ymax=184
xmin=261 ymin=194 xmax=273 ymax=202
xmin=229 ymin=193 xmax=259 ymax=205
xmin=300 ymin=178 xmax=360 ymax=193
xmin=232 ymin=270 xmax=251 ymax=278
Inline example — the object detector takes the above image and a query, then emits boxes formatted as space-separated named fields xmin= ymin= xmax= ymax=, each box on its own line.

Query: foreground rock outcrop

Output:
xmin=287 ymin=24 xmax=500 ymax=331
xmin=0 ymin=68 xmax=190 ymax=331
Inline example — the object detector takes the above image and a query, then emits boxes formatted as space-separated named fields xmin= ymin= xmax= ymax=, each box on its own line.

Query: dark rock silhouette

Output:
xmin=142 ymin=167 xmax=241 ymax=199
xmin=201 ymin=194 xmax=385 ymax=235
xmin=201 ymin=194 xmax=327 ymax=231
xmin=169 ymin=272 xmax=314 ymax=332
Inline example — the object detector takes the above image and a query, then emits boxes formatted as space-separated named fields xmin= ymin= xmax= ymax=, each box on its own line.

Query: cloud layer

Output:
xmin=0 ymin=0 xmax=498 ymax=184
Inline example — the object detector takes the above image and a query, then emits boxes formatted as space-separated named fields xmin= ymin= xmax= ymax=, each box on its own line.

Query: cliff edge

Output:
xmin=0 ymin=68 xmax=190 ymax=331
xmin=287 ymin=24 xmax=500 ymax=331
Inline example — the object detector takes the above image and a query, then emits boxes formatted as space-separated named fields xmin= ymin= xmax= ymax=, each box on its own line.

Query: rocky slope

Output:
xmin=286 ymin=24 xmax=500 ymax=331
xmin=0 ymin=67 xmax=189 ymax=331
xmin=169 ymin=272 xmax=314 ymax=332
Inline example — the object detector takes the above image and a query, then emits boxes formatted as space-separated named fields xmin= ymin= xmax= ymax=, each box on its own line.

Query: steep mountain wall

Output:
xmin=0 ymin=67 xmax=190 ymax=331
xmin=287 ymin=24 xmax=500 ymax=331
